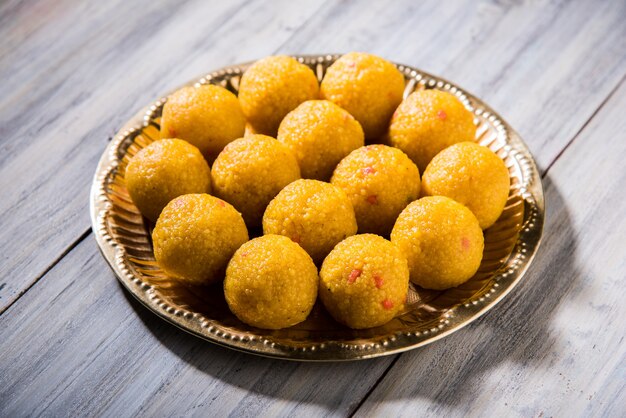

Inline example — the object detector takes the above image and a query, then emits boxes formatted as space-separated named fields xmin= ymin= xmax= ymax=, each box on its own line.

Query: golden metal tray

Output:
xmin=90 ymin=55 xmax=544 ymax=361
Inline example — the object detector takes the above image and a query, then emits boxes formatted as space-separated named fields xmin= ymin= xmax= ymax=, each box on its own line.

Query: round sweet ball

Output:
xmin=211 ymin=134 xmax=301 ymax=228
xmin=388 ymin=89 xmax=476 ymax=172
xmin=238 ymin=55 xmax=320 ymax=136
xmin=331 ymin=144 xmax=420 ymax=236
xmin=319 ymin=234 xmax=409 ymax=329
xmin=152 ymin=194 xmax=249 ymax=286
xmin=422 ymin=142 xmax=510 ymax=229
xmin=277 ymin=100 xmax=364 ymax=181
xmin=391 ymin=196 xmax=483 ymax=290
xmin=320 ymin=52 xmax=405 ymax=141
xmin=125 ymin=138 xmax=211 ymax=222
xmin=224 ymin=235 xmax=318 ymax=329
xmin=160 ymin=85 xmax=245 ymax=162
xmin=262 ymin=179 xmax=357 ymax=263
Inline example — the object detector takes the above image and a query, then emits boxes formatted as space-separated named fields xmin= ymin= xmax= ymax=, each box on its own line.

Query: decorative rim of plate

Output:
xmin=90 ymin=54 xmax=544 ymax=361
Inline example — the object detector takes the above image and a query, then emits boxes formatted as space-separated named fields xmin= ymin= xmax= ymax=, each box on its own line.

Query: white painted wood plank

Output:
xmin=0 ymin=237 xmax=393 ymax=417
xmin=354 ymin=80 xmax=626 ymax=418
xmin=0 ymin=0 xmax=329 ymax=311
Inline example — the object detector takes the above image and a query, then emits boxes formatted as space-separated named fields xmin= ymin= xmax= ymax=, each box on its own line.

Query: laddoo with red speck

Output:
xmin=319 ymin=234 xmax=409 ymax=329
xmin=391 ymin=196 xmax=483 ymax=290
xmin=388 ymin=89 xmax=476 ymax=172
xmin=331 ymin=144 xmax=420 ymax=236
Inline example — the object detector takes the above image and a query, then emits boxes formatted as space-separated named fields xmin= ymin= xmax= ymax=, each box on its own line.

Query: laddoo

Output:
xmin=262 ymin=179 xmax=357 ymax=263
xmin=125 ymin=138 xmax=211 ymax=222
xmin=152 ymin=194 xmax=248 ymax=286
xmin=320 ymin=52 xmax=405 ymax=141
xmin=224 ymin=235 xmax=318 ymax=329
xmin=331 ymin=144 xmax=421 ymax=236
xmin=422 ymin=141 xmax=510 ymax=229
xmin=211 ymin=134 xmax=301 ymax=228
xmin=277 ymin=100 xmax=364 ymax=181
xmin=388 ymin=89 xmax=476 ymax=172
xmin=238 ymin=55 xmax=319 ymax=136
xmin=391 ymin=196 xmax=483 ymax=290
xmin=160 ymin=84 xmax=246 ymax=162
xmin=319 ymin=234 xmax=409 ymax=329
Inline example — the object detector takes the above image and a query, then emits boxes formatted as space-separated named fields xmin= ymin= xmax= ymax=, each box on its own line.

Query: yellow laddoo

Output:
xmin=152 ymin=194 xmax=249 ymax=286
xmin=238 ymin=55 xmax=319 ymax=136
xmin=224 ymin=235 xmax=318 ymax=329
xmin=262 ymin=179 xmax=357 ymax=263
xmin=331 ymin=144 xmax=421 ymax=236
xmin=388 ymin=89 xmax=476 ymax=172
xmin=422 ymin=142 xmax=510 ymax=229
xmin=160 ymin=85 xmax=246 ymax=162
xmin=391 ymin=196 xmax=483 ymax=290
xmin=211 ymin=134 xmax=301 ymax=228
xmin=320 ymin=52 xmax=405 ymax=141
xmin=319 ymin=234 xmax=409 ymax=329
xmin=277 ymin=100 xmax=364 ymax=181
xmin=125 ymin=138 xmax=211 ymax=222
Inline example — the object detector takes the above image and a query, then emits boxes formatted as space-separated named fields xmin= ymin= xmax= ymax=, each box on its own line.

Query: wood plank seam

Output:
xmin=0 ymin=228 xmax=91 ymax=316
xmin=270 ymin=0 xmax=333 ymax=54
xmin=348 ymin=354 xmax=401 ymax=417
xmin=542 ymin=72 xmax=626 ymax=176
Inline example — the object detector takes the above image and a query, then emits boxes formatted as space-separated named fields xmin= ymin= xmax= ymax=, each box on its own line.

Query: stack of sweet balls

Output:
xmin=125 ymin=52 xmax=511 ymax=331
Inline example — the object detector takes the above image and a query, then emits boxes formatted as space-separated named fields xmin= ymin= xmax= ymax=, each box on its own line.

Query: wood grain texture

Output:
xmin=0 ymin=0 xmax=625 ymax=416
xmin=354 ymin=79 xmax=626 ymax=417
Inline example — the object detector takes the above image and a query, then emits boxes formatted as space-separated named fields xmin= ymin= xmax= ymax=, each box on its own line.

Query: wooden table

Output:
xmin=1 ymin=0 xmax=625 ymax=416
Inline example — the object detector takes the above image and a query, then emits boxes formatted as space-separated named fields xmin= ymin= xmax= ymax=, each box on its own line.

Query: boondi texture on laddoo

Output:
xmin=224 ymin=235 xmax=318 ymax=329
xmin=389 ymin=89 xmax=476 ymax=172
xmin=320 ymin=52 xmax=405 ymax=141
xmin=125 ymin=138 xmax=211 ymax=222
xmin=277 ymin=100 xmax=364 ymax=181
xmin=152 ymin=194 xmax=249 ymax=286
xmin=331 ymin=144 xmax=420 ymax=236
xmin=238 ymin=55 xmax=319 ymax=136
xmin=160 ymin=85 xmax=245 ymax=162
xmin=211 ymin=134 xmax=301 ymax=228
xmin=262 ymin=179 xmax=357 ymax=263
xmin=422 ymin=141 xmax=510 ymax=229
xmin=319 ymin=234 xmax=409 ymax=329
xmin=391 ymin=196 xmax=484 ymax=290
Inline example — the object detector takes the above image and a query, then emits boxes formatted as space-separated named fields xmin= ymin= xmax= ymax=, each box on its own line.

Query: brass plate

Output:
xmin=90 ymin=55 xmax=544 ymax=361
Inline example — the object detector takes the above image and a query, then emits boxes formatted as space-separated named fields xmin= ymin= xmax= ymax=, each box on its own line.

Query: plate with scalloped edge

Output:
xmin=90 ymin=54 xmax=544 ymax=361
